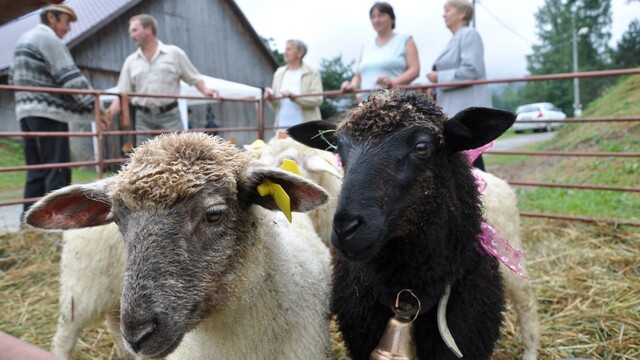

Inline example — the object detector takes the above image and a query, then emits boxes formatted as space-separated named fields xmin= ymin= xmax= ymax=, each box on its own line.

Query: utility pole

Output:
xmin=572 ymin=22 xmax=582 ymax=116
xmin=572 ymin=13 xmax=588 ymax=117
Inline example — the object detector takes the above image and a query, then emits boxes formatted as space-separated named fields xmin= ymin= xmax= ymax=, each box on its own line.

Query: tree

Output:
xmin=319 ymin=55 xmax=355 ymax=91
xmin=318 ymin=55 xmax=355 ymax=119
xmin=524 ymin=0 xmax=613 ymax=116
xmin=611 ymin=19 xmax=640 ymax=69
xmin=491 ymin=83 xmax=526 ymax=112
xmin=260 ymin=36 xmax=285 ymax=67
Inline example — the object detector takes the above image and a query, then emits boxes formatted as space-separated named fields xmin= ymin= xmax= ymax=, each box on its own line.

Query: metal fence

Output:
xmin=1 ymin=68 xmax=639 ymax=227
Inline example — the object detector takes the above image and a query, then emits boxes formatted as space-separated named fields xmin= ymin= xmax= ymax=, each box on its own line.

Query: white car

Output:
xmin=513 ymin=102 xmax=567 ymax=133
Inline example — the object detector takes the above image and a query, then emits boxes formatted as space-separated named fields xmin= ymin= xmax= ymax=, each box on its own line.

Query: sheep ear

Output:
xmin=287 ymin=120 xmax=338 ymax=153
xmin=239 ymin=163 xmax=328 ymax=213
xmin=444 ymin=107 xmax=516 ymax=152
xmin=305 ymin=155 xmax=342 ymax=179
xmin=24 ymin=179 xmax=114 ymax=230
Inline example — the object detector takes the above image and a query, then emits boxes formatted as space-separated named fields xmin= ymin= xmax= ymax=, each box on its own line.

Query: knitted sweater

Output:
xmin=10 ymin=25 xmax=94 ymax=123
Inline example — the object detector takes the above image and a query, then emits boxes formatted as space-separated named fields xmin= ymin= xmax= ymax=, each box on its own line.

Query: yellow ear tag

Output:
xmin=257 ymin=179 xmax=292 ymax=223
xmin=250 ymin=139 xmax=267 ymax=149
xmin=280 ymin=159 xmax=301 ymax=175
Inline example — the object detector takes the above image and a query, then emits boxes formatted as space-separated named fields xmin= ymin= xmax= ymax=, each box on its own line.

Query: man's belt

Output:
xmin=134 ymin=102 xmax=178 ymax=115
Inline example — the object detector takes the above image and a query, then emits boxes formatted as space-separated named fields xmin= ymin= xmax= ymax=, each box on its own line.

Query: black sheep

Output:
xmin=288 ymin=89 xmax=516 ymax=360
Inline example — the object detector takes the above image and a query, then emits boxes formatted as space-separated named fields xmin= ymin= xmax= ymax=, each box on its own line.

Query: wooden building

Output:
xmin=0 ymin=0 xmax=277 ymax=158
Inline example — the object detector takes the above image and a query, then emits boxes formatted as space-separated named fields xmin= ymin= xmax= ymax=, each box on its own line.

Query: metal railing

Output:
xmin=273 ymin=68 xmax=640 ymax=227
xmin=1 ymin=68 xmax=639 ymax=227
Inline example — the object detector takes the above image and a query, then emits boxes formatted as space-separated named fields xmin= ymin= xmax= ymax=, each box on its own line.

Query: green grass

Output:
xmin=0 ymin=138 xmax=108 ymax=200
xmin=489 ymin=75 xmax=640 ymax=224
xmin=517 ymin=187 xmax=638 ymax=222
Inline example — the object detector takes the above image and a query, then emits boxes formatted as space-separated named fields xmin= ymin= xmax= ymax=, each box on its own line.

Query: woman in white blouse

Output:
xmin=341 ymin=2 xmax=419 ymax=96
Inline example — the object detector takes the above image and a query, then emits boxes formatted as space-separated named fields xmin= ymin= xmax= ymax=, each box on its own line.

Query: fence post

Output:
xmin=257 ymin=98 xmax=265 ymax=140
xmin=93 ymin=93 xmax=104 ymax=178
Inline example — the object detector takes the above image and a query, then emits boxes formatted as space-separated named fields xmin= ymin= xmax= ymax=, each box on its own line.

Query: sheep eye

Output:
xmin=204 ymin=207 xmax=224 ymax=224
xmin=414 ymin=142 xmax=432 ymax=157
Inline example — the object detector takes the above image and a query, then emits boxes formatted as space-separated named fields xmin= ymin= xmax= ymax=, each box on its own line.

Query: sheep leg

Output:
xmin=51 ymin=315 xmax=80 ymax=359
xmin=50 ymin=293 xmax=88 ymax=359
xmin=501 ymin=266 xmax=540 ymax=360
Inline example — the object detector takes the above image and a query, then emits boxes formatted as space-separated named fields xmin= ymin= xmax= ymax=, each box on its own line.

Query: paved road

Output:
xmin=491 ymin=131 xmax=556 ymax=152
xmin=0 ymin=203 xmax=21 ymax=234
xmin=0 ymin=131 xmax=557 ymax=235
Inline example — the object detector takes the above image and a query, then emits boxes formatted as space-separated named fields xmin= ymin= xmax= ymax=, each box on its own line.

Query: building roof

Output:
xmin=0 ymin=0 xmax=142 ymax=72
xmin=0 ymin=0 xmax=277 ymax=73
xmin=0 ymin=0 xmax=63 ymax=26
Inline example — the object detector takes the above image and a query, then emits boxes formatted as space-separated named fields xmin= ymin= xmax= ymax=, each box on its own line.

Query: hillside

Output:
xmin=488 ymin=74 xmax=640 ymax=223
xmin=489 ymin=74 xmax=640 ymax=359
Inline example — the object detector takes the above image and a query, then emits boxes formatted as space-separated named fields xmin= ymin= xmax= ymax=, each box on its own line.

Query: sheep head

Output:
xmin=258 ymin=136 xmax=342 ymax=182
xmin=24 ymin=132 xmax=328 ymax=358
xmin=288 ymin=90 xmax=515 ymax=262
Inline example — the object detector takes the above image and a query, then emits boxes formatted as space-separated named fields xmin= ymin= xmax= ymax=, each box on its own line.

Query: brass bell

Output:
xmin=370 ymin=289 xmax=421 ymax=360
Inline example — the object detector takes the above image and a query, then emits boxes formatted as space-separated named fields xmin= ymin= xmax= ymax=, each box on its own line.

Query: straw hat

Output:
xmin=42 ymin=4 xmax=78 ymax=22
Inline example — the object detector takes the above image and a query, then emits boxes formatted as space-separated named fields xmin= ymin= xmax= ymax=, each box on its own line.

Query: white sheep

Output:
xmin=257 ymin=136 xmax=342 ymax=245
xmin=52 ymin=224 xmax=128 ymax=359
xmin=477 ymin=169 xmax=540 ymax=360
xmin=25 ymin=133 xmax=332 ymax=360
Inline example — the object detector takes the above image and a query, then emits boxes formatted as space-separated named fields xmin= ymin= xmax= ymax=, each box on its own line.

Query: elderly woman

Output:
xmin=265 ymin=39 xmax=323 ymax=129
xmin=426 ymin=0 xmax=491 ymax=169
xmin=341 ymin=2 xmax=419 ymax=96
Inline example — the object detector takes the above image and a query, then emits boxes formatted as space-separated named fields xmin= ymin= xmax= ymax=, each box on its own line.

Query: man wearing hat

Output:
xmin=10 ymin=3 xmax=107 ymax=217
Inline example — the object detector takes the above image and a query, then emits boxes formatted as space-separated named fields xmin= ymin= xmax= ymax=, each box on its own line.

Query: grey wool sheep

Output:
xmin=288 ymin=89 xmax=518 ymax=359
xmin=24 ymin=133 xmax=332 ymax=360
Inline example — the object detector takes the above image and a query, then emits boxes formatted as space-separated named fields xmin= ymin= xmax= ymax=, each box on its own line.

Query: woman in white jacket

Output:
xmin=264 ymin=39 xmax=323 ymax=129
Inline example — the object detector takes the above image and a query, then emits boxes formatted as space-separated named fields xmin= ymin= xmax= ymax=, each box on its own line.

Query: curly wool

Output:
xmin=339 ymin=90 xmax=447 ymax=144
xmin=111 ymin=133 xmax=254 ymax=211
xmin=264 ymin=136 xmax=332 ymax=162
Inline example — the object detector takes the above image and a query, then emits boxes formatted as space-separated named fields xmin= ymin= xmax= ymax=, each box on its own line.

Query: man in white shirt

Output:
xmin=106 ymin=14 xmax=218 ymax=145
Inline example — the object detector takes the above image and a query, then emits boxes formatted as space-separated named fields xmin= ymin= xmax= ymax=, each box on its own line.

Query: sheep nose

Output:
xmin=123 ymin=322 xmax=156 ymax=352
xmin=333 ymin=212 xmax=362 ymax=244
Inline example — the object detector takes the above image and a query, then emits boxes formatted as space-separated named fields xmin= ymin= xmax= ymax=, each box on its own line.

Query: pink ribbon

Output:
xmin=466 ymin=142 xmax=528 ymax=279
xmin=479 ymin=222 xmax=528 ymax=278
xmin=464 ymin=141 xmax=493 ymax=165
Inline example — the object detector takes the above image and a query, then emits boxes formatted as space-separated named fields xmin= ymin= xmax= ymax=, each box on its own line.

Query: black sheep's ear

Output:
xmin=444 ymin=107 xmax=516 ymax=152
xmin=287 ymin=120 xmax=338 ymax=153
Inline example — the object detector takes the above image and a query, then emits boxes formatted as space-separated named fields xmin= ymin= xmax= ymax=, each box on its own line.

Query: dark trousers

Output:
xmin=20 ymin=116 xmax=71 ymax=215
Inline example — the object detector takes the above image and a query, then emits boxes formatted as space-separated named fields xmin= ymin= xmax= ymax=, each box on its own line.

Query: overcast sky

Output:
xmin=234 ymin=0 xmax=639 ymax=82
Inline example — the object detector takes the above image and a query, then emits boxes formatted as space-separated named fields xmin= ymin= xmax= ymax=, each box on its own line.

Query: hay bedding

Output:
xmin=1 ymin=222 xmax=638 ymax=359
